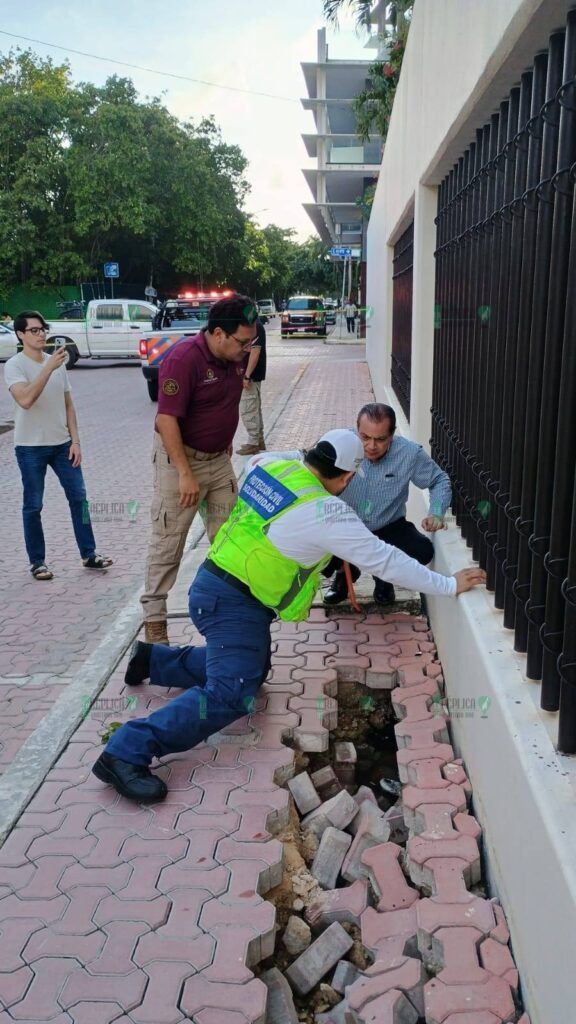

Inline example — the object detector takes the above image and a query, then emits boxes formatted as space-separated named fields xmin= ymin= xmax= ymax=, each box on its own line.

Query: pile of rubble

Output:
xmin=258 ymin=614 xmax=530 ymax=1024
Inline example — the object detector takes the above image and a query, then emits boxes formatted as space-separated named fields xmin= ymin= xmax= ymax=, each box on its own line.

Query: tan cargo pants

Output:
xmin=239 ymin=381 xmax=264 ymax=445
xmin=141 ymin=432 xmax=238 ymax=622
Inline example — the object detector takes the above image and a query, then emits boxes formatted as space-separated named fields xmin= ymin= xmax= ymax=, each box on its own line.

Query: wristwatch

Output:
xmin=244 ymin=375 xmax=252 ymax=382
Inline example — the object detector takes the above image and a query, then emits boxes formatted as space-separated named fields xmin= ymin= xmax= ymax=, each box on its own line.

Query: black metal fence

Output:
xmin=391 ymin=222 xmax=414 ymax=420
xmin=431 ymin=8 xmax=576 ymax=752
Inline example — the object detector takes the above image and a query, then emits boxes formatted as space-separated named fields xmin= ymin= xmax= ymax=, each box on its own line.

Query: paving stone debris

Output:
xmin=283 ymin=914 xmax=313 ymax=956
xmin=341 ymin=803 xmax=391 ymax=882
xmin=288 ymin=771 xmax=322 ymax=815
xmin=261 ymin=967 xmax=299 ymax=1024
xmin=302 ymin=790 xmax=360 ymax=837
xmin=285 ymin=922 xmax=355 ymax=996
xmin=312 ymin=826 xmax=353 ymax=889
xmin=332 ymin=959 xmax=362 ymax=994
xmin=306 ymin=878 xmax=370 ymax=930
xmin=334 ymin=741 xmax=357 ymax=786
xmin=312 ymin=765 xmax=343 ymax=801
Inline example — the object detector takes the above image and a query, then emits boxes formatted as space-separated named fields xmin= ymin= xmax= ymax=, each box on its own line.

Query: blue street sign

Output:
xmin=104 ymin=262 xmax=120 ymax=278
xmin=329 ymin=246 xmax=352 ymax=258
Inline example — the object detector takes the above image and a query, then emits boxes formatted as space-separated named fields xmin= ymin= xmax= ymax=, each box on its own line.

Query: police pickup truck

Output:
xmin=0 ymin=299 xmax=159 ymax=368
xmin=139 ymin=291 xmax=231 ymax=401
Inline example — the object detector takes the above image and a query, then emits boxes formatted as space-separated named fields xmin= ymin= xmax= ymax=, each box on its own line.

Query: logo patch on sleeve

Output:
xmin=162 ymin=379 xmax=179 ymax=396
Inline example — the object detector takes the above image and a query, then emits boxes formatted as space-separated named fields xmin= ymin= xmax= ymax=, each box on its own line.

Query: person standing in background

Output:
xmin=4 ymin=310 xmax=112 ymax=580
xmin=236 ymin=317 xmax=267 ymax=456
xmin=344 ymin=298 xmax=357 ymax=335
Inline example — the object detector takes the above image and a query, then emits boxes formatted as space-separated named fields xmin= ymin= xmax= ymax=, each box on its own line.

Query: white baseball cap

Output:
xmin=316 ymin=429 xmax=364 ymax=473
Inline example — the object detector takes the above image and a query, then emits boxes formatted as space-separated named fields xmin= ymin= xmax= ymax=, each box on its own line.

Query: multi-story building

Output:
xmin=300 ymin=15 xmax=386 ymax=252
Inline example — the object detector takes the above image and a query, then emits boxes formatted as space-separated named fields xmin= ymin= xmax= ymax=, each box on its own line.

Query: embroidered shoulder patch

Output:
xmin=162 ymin=379 xmax=179 ymax=396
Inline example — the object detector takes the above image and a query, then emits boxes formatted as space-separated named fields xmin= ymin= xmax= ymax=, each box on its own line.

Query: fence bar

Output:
xmin=514 ymin=29 xmax=565 ymax=669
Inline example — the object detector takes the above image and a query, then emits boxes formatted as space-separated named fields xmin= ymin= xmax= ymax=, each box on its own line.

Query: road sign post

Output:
xmin=103 ymin=262 xmax=120 ymax=299
xmin=329 ymin=246 xmax=352 ymax=259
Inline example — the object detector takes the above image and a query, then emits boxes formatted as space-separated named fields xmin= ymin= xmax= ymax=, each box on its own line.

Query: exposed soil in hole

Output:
xmin=260 ymin=680 xmax=405 ymax=1020
xmin=308 ymin=681 xmax=400 ymax=798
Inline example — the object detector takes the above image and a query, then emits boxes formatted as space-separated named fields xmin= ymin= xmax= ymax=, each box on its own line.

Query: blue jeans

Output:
xmin=15 ymin=441 xmax=96 ymax=568
xmin=107 ymin=565 xmax=274 ymax=765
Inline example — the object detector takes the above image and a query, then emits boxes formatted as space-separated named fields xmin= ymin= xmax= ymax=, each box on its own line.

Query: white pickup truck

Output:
xmin=0 ymin=299 xmax=158 ymax=368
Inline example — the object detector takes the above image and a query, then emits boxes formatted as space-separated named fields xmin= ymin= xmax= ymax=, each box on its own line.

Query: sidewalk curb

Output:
xmin=0 ymin=357 xmax=310 ymax=847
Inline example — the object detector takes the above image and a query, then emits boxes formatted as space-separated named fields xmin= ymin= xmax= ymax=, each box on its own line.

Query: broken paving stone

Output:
xmin=306 ymin=878 xmax=370 ymax=930
xmin=334 ymin=742 xmax=357 ymax=787
xmin=332 ymin=960 xmax=362 ymax=994
xmin=260 ymin=967 xmax=299 ymax=1024
xmin=354 ymin=786 xmax=379 ymax=808
xmin=312 ymin=827 xmax=353 ymax=889
xmin=312 ymin=765 xmax=344 ymax=801
xmin=285 ymin=922 xmax=354 ymax=996
xmin=291 ymin=868 xmax=322 ymax=903
xmin=292 ymin=898 xmax=305 ymax=912
xmin=288 ymin=771 xmax=322 ymax=815
xmin=350 ymin=988 xmax=419 ymax=1024
xmin=302 ymin=790 xmax=360 ymax=838
xmin=341 ymin=803 xmax=391 ymax=883
xmin=384 ymin=800 xmax=409 ymax=845
xmin=282 ymin=915 xmax=312 ymax=956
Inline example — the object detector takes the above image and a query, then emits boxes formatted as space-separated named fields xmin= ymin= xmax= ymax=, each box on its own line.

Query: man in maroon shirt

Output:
xmin=140 ymin=294 xmax=258 ymax=642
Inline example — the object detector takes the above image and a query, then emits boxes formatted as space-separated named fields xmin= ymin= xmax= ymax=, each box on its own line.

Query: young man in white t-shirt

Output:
xmin=4 ymin=310 xmax=112 ymax=580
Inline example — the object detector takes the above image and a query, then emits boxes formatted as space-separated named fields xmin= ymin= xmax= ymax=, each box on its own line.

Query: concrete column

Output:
xmin=409 ymin=183 xmax=438 ymax=451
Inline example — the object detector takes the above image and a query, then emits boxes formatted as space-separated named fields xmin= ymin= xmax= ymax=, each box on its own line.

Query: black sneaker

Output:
xmin=322 ymin=580 xmax=348 ymax=606
xmin=124 ymin=640 xmax=152 ymax=686
xmin=374 ymin=582 xmax=396 ymax=605
xmin=92 ymin=752 xmax=167 ymax=803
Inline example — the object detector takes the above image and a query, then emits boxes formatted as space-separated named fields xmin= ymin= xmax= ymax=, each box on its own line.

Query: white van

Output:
xmin=257 ymin=299 xmax=276 ymax=321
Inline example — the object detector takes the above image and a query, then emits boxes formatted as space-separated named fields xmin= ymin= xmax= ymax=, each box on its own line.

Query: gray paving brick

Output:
xmin=261 ymin=967 xmax=299 ymax=1024
xmin=285 ymin=922 xmax=354 ymax=996
xmin=288 ymin=771 xmax=322 ymax=815
xmin=311 ymin=827 xmax=352 ymax=889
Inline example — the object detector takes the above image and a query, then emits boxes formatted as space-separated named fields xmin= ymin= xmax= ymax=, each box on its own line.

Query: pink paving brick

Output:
xmin=395 ymin=718 xmax=451 ymax=749
xmin=490 ymin=904 xmax=510 ymax=945
xmin=424 ymin=975 xmax=516 ymax=1024
xmin=407 ymin=834 xmax=481 ymax=889
xmin=360 ymin=843 xmax=419 ymax=911
xmin=59 ymin=968 xmax=149 ymax=1013
xmin=180 ymin=975 xmax=268 ymax=1022
xmin=479 ymin=937 xmax=519 ymax=992
xmin=417 ymin=895 xmax=496 ymax=942
xmin=305 ymin=878 xmax=370 ymax=929
xmin=396 ymin=744 xmax=455 ymax=783
xmin=443 ymin=1016 xmax=501 ymax=1024
xmin=431 ymin=926 xmax=488 ymax=984
xmin=350 ymin=988 xmax=419 ymax=1024
xmin=130 ymin=961 xmax=196 ymax=1024
xmin=0 ymin=964 xmax=33 ymax=1011
xmin=361 ymin=906 xmax=418 ymax=960
xmin=347 ymin=956 xmax=426 ymax=1017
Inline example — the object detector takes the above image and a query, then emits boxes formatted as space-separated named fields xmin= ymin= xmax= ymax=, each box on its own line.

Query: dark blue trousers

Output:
xmin=107 ymin=565 xmax=274 ymax=765
xmin=15 ymin=441 xmax=96 ymax=567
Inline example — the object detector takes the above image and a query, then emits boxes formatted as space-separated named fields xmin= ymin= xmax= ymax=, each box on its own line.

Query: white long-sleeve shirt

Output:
xmin=246 ymin=453 xmax=456 ymax=598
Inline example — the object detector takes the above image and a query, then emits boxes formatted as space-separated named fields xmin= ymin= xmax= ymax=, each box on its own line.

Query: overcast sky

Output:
xmin=0 ymin=0 xmax=373 ymax=239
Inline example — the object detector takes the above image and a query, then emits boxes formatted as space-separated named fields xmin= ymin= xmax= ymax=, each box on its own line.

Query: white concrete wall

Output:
xmin=366 ymin=4 xmax=576 ymax=1022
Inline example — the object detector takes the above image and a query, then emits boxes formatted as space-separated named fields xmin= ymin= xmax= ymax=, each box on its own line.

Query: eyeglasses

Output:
xmin=226 ymin=332 xmax=255 ymax=349
xmin=24 ymin=327 xmax=49 ymax=336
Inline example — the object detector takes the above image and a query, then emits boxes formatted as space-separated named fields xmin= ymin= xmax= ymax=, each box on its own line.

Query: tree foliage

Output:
xmin=0 ymin=49 xmax=343 ymax=300
xmin=0 ymin=50 xmax=249 ymax=293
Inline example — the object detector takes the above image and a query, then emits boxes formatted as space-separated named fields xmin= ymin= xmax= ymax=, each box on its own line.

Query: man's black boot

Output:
xmin=92 ymin=752 xmax=167 ymax=803
xmin=124 ymin=640 xmax=152 ymax=685
xmin=373 ymin=581 xmax=396 ymax=605
xmin=323 ymin=571 xmax=349 ymax=606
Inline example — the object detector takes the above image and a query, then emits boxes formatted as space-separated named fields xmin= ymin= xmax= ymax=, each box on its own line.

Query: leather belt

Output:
xmin=203 ymin=559 xmax=252 ymax=598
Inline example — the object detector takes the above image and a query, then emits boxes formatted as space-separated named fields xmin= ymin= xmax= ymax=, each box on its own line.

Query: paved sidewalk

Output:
xmin=0 ymin=339 xmax=368 ymax=777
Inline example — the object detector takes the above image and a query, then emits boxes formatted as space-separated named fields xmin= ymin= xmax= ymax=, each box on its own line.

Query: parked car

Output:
xmin=281 ymin=296 xmax=327 ymax=338
xmin=257 ymin=299 xmax=276 ymax=323
xmin=323 ymin=298 xmax=338 ymax=325
xmin=140 ymin=290 xmax=232 ymax=401
xmin=0 ymin=322 xmax=15 ymax=361
xmin=0 ymin=299 xmax=158 ymax=368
